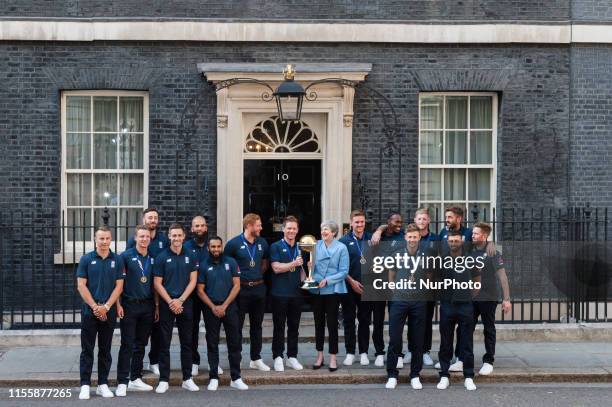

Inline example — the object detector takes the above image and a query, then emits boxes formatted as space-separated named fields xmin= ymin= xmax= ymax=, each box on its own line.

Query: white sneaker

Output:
xmin=128 ymin=378 xmax=153 ymax=391
xmin=191 ymin=364 xmax=199 ymax=376
xmin=464 ymin=378 xmax=477 ymax=391
xmin=374 ymin=355 xmax=385 ymax=367
xmin=155 ymin=381 xmax=169 ymax=394
xmin=423 ymin=352 xmax=434 ymax=366
xmin=434 ymin=361 xmax=441 ymax=369
xmin=343 ymin=354 xmax=355 ymax=366
xmin=449 ymin=360 xmax=463 ymax=372
xmin=360 ymin=353 xmax=370 ymax=366
xmin=249 ymin=359 xmax=270 ymax=371
xmin=182 ymin=378 xmax=199 ymax=391
xmin=479 ymin=362 xmax=494 ymax=375
xmin=95 ymin=384 xmax=114 ymax=398
xmin=287 ymin=357 xmax=304 ymax=370
xmin=115 ymin=384 xmax=127 ymax=397
xmin=396 ymin=358 xmax=404 ymax=369
xmin=207 ymin=364 xmax=223 ymax=375
xmin=437 ymin=377 xmax=450 ymax=390
xmin=78 ymin=385 xmax=90 ymax=400
xmin=230 ymin=378 xmax=249 ymax=390
xmin=149 ymin=363 xmax=160 ymax=376
xmin=403 ymin=351 xmax=412 ymax=363
xmin=385 ymin=378 xmax=397 ymax=389
xmin=410 ymin=377 xmax=423 ymax=390
xmin=273 ymin=356 xmax=284 ymax=372
xmin=207 ymin=379 xmax=218 ymax=391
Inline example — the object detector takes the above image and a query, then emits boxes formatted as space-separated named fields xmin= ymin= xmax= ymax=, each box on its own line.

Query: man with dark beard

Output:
xmin=127 ymin=208 xmax=169 ymax=376
xmin=197 ymin=236 xmax=247 ymax=390
xmin=184 ymin=215 xmax=220 ymax=377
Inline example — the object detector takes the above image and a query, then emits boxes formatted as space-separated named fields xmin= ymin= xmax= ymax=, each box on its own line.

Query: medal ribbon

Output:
xmin=241 ymin=235 xmax=257 ymax=267
xmin=351 ymin=232 xmax=365 ymax=258
xmin=137 ymin=254 xmax=150 ymax=280
xmin=281 ymin=239 xmax=298 ymax=262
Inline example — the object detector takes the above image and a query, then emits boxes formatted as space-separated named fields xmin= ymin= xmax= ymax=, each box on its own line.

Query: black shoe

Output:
xmin=328 ymin=365 xmax=338 ymax=372
xmin=313 ymin=362 xmax=325 ymax=370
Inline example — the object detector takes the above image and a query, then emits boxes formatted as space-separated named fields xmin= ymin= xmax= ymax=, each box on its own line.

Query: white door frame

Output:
xmin=202 ymin=65 xmax=370 ymax=240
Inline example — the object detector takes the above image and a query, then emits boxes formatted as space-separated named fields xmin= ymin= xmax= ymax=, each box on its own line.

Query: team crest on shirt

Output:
xmin=258 ymin=244 xmax=262 ymax=251
xmin=159 ymin=241 xmax=163 ymax=248
xmin=111 ymin=261 xmax=115 ymax=268
xmin=225 ymin=263 xmax=230 ymax=270
xmin=185 ymin=257 xmax=190 ymax=264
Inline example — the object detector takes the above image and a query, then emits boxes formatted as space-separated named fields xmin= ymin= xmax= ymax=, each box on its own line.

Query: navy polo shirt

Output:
xmin=120 ymin=247 xmax=154 ymax=300
xmin=153 ymin=247 xmax=199 ymax=298
xmin=339 ymin=231 xmax=372 ymax=282
xmin=184 ymin=238 xmax=209 ymax=264
xmin=76 ymin=250 xmax=125 ymax=314
xmin=440 ymin=249 xmax=480 ymax=303
xmin=223 ymin=234 xmax=269 ymax=282
xmin=269 ymin=239 xmax=303 ymax=297
xmin=470 ymin=244 xmax=505 ymax=301
xmin=439 ymin=225 xmax=473 ymax=255
xmin=392 ymin=247 xmax=431 ymax=301
xmin=127 ymin=229 xmax=170 ymax=259
xmin=419 ymin=230 xmax=439 ymax=252
xmin=198 ymin=256 xmax=240 ymax=303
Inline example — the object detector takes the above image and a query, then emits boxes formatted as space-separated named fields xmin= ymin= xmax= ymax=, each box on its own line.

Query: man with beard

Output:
xmin=269 ymin=216 xmax=305 ymax=372
xmin=413 ymin=208 xmax=439 ymax=367
xmin=224 ymin=213 xmax=271 ymax=371
xmin=115 ymin=225 xmax=157 ymax=396
xmin=76 ymin=226 xmax=125 ymax=399
xmin=184 ymin=215 xmax=221 ymax=377
xmin=127 ymin=208 xmax=169 ymax=376
xmin=470 ymin=222 xmax=511 ymax=376
xmin=369 ymin=212 xmax=404 ymax=367
xmin=437 ymin=231 xmax=479 ymax=391
xmin=339 ymin=210 xmax=374 ymax=367
xmin=197 ymin=236 xmax=248 ymax=390
xmin=153 ymin=223 xmax=199 ymax=393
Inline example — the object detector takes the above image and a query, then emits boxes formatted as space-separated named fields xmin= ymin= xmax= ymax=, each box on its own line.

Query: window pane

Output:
xmin=470 ymin=131 xmax=493 ymax=164
xmin=93 ymin=97 xmax=117 ymax=132
xmin=94 ymin=208 xmax=117 ymax=228
xmin=94 ymin=174 xmax=118 ymax=206
xmin=66 ymin=133 xmax=91 ymax=169
xmin=468 ymin=203 xmax=491 ymax=222
xmin=468 ymin=169 xmax=491 ymax=201
xmin=444 ymin=169 xmax=466 ymax=200
xmin=419 ymin=169 xmax=441 ymax=200
xmin=120 ymin=97 xmax=143 ymax=132
xmin=119 ymin=133 xmax=143 ymax=169
xmin=66 ymin=96 xmax=90 ymax=132
xmin=470 ymin=96 xmax=492 ymax=129
xmin=67 ymin=174 xmax=92 ymax=206
xmin=420 ymin=131 xmax=442 ymax=164
xmin=118 ymin=208 xmax=142 ymax=241
xmin=445 ymin=131 xmax=467 ymax=164
xmin=66 ymin=209 xmax=92 ymax=242
xmin=93 ymin=134 xmax=117 ymax=169
xmin=420 ymin=96 xmax=443 ymax=129
xmin=445 ymin=96 xmax=467 ymax=129
xmin=119 ymin=174 xmax=143 ymax=205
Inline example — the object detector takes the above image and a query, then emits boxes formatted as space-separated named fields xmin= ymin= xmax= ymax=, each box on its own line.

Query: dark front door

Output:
xmin=244 ymin=159 xmax=322 ymax=244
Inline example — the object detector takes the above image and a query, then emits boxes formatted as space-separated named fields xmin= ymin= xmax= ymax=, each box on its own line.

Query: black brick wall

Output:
xmin=0 ymin=0 xmax=570 ymax=21
xmin=573 ymin=0 xmax=612 ymax=21
xmin=0 ymin=41 xmax=571 ymax=228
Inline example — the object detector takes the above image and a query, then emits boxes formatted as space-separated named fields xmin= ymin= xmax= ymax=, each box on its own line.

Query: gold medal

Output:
xmin=290 ymin=267 xmax=296 ymax=272
xmin=360 ymin=256 xmax=367 ymax=265
xmin=140 ymin=276 xmax=148 ymax=283
xmin=249 ymin=260 xmax=256 ymax=268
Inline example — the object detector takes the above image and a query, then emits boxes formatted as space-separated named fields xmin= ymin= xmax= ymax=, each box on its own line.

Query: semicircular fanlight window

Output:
xmin=245 ymin=116 xmax=320 ymax=153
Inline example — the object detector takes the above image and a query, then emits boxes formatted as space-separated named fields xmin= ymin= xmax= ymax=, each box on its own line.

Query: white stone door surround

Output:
xmin=198 ymin=63 xmax=371 ymax=240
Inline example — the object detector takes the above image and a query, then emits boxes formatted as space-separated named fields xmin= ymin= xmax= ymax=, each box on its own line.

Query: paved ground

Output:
xmin=0 ymin=340 xmax=611 ymax=386
xmin=1 ymin=383 xmax=611 ymax=407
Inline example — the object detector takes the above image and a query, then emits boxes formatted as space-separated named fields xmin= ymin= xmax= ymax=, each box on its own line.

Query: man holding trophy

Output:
xmin=269 ymin=216 xmax=306 ymax=372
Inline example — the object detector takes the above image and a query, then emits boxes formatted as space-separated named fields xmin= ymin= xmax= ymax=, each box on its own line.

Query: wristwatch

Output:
xmin=103 ymin=303 xmax=111 ymax=311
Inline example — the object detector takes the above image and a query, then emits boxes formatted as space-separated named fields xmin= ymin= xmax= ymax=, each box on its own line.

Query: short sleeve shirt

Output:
xmin=76 ymin=250 xmax=125 ymax=313
xmin=120 ymin=247 xmax=154 ymax=300
xmin=269 ymin=239 xmax=303 ymax=297
xmin=153 ymin=247 xmax=199 ymax=298
xmin=198 ymin=256 xmax=240 ymax=303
